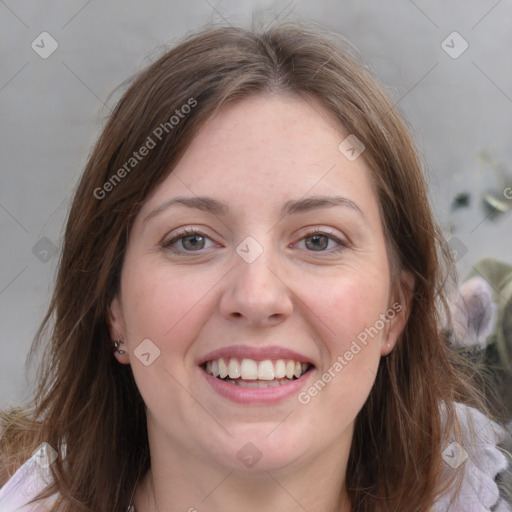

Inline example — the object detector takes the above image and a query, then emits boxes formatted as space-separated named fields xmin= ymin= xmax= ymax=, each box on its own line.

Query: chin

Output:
xmin=210 ymin=428 xmax=309 ymax=473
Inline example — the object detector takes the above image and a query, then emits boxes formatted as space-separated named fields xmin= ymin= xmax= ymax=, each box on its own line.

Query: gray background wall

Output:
xmin=1 ymin=0 xmax=511 ymax=407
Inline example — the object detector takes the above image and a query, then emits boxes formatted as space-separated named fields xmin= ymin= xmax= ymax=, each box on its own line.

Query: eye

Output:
xmin=162 ymin=229 xmax=217 ymax=253
xmin=295 ymin=229 xmax=347 ymax=253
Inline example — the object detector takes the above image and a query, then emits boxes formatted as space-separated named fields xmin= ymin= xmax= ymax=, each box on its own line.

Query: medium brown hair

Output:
xmin=1 ymin=23 xmax=488 ymax=511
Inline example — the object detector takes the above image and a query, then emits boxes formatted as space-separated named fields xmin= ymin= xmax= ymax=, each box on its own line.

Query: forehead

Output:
xmin=140 ymin=93 xmax=378 ymax=219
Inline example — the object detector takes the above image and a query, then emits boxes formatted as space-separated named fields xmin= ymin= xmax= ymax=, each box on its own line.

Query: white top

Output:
xmin=0 ymin=403 xmax=510 ymax=511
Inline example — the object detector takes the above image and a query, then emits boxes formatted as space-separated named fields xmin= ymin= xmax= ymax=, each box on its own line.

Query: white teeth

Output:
xmin=240 ymin=359 xmax=258 ymax=379
xmin=285 ymin=360 xmax=295 ymax=379
xmin=211 ymin=360 xmax=220 ymax=377
xmin=228 ymin=358 xmax=241 ymax=379
xmin=218 ymin=358 xmax=229 ymax=378
xmin=258 ymin=360 xmax=275 ymax=380
xmin=226 ymin=378 xmax=294 ymax=388
xmin=204 ymin=357 xmax=311 ymax=381
xmin=274 ymin=359 xmax=286 ymax=379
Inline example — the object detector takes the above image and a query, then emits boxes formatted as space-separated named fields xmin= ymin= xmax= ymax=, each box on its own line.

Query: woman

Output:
xmin=0 ymin=23 xmax=509 ymax=512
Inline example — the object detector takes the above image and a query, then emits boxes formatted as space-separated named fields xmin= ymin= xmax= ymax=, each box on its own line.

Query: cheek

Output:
xmin=317 ymin=269 xmax=390 ymax=405
xmin=299 ymin=276 xmax=385 ymax=423
xmin=120 ymin=261 xmax=217 ymax=411
xmin=120 ymin=257 xmax=220 ymax=356
xmin=306 ymin=268 xmax=390 ymax=345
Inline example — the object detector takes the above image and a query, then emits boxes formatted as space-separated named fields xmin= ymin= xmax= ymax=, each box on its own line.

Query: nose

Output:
xmin=219 ymin=250 xmax=294 ymax=328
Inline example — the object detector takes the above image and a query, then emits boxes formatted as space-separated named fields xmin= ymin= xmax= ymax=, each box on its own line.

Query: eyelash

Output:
xmin=162 ymin=228 xmax=217 ymax=254
xmin=295 ymin=228 xmax=348 ymax=254
xmin=162 ymin=227 xmax=348 ymax=255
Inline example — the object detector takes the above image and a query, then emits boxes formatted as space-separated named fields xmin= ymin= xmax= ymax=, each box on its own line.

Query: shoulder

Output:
xmin=432 ymin=402 xmax=512 ymax=511
xmin=0 ymin=443 xmax=58 ymax=512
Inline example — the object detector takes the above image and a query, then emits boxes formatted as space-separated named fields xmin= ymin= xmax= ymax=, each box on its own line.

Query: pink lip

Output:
xmin=200 ymin=366 xmax=316 ymax=404
xmin=197 ymin=345 xmax=314 ymax=366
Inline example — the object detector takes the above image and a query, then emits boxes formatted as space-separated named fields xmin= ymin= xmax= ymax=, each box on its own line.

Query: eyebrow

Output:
xmin=281 ymin=196 xmax=365 ymax=219
xmin=144 ymin=196 xmax=229 ymax=223
xmin=143 ymin=194 xmax=365 ymax=223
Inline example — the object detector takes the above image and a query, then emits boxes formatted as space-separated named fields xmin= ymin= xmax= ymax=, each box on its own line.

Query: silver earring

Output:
xmin=113 ymin=340 xmax=126 ymax=355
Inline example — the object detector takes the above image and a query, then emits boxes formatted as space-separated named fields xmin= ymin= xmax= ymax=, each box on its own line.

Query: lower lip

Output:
xmin=201 ymin=367 xmax=315 ymax=404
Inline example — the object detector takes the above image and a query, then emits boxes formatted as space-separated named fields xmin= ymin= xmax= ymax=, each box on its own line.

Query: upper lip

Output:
xmin=197 ymin=345 xmax=315 ymax=366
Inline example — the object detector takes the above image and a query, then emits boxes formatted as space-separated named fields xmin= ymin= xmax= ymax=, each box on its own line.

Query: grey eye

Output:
xmin=181 ymin=234 xmax=206 ymax=251
xmin=305 ymin=234 xmax=329 ymax=251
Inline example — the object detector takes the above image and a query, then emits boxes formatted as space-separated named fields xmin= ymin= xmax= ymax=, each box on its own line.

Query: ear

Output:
xmin=381 ymin=270 xmax=415 ymax=356
xmin=108 ymin=296 xmax=130 ymax=364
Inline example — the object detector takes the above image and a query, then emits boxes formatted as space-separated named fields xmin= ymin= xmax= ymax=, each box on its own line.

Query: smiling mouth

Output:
xmin=202 ymin=357 xmax=313 ymax=388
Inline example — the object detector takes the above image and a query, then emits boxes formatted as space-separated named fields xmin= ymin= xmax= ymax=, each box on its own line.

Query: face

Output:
xmin=109 ymin=93 xmax=409 ymax=476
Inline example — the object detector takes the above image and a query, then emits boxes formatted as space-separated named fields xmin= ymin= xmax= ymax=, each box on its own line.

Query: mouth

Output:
xmin=201 ymin=357 xmax=314 ymax=388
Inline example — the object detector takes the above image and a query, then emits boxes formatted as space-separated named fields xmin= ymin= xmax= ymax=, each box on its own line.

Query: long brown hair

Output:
xmin=0 ymin=23 xmax=489 ymax=511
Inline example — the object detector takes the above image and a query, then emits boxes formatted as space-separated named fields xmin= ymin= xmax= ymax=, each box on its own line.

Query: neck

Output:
xmin=135 ymin=469 xmax=351 ymax=512
xmin=133 ymin=426 xmax=353 ymax=512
